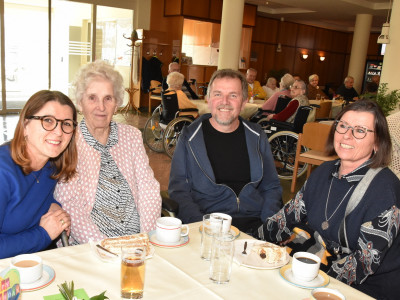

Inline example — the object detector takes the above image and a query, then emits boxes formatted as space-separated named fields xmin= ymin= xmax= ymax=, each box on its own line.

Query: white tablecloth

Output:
xmin=0 ymin=223 xmax=373 ymax=299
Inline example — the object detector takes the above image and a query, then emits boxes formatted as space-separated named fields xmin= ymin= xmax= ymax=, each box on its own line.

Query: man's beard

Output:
xmin=213 ymin=105 xmax=235 ymax=126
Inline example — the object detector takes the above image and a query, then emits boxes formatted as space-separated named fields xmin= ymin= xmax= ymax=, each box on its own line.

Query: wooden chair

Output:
xmin=290 ymin=122 xmax=338 ymax=192
xmin=315 ymin=101 xmax=332 ymax=120
xmin=148 ymin=80 xmax=162 ymax=113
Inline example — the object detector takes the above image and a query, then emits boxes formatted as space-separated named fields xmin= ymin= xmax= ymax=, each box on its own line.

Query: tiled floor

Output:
xmin=1 ymin=110 xmax=305 ymax=203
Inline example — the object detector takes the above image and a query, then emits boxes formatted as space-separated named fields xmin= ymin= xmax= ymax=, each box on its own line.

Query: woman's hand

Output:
xmin=267 ymin=114 xmax=274 ymax=121
xmin=40 ymin=209 xmax=71 ymax=240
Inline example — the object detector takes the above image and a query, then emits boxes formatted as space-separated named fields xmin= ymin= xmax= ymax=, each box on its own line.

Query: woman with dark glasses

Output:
xmin=0 ymin=90 xmax=78 ymax=258
xmin=255 ymin=100 xmax=400 ymax=300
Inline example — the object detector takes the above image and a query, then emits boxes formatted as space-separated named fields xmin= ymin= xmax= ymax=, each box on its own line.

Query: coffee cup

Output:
xmin=210 ymin=213 xmax=232 ymax=233
xmin=312 ymin=288 xmax=346 ymax=300
xmin=10 ymin=254 xmax=43 ymax=284
xmin=156 ymin=217 xmax=189 ymax=243
xmin=292 ymin=252 xmax=321 ymax=282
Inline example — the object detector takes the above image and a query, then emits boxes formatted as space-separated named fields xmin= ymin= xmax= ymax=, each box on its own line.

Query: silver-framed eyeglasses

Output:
xmin=334 ymin=120 xmax=374 ymax=139
xmin=27 ymin=115 xmax=77 ymax=134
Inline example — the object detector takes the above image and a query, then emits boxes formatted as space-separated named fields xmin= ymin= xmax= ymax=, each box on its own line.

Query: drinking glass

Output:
xmin=209 ymin=232 xmax=235 ymax=284
xmin=316 ymin=94 xmax=321 ymax=100
xmin=121 ymin=246 xmax=146 ymax=299
xmin=201 ymin=214 xmax=223 ymax=260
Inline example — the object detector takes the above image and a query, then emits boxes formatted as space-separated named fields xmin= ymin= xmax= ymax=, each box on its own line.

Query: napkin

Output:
xmin=43 ymin=288 xmax=89 ymax=300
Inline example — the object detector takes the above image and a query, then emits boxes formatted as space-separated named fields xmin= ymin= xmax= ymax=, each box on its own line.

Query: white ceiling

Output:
xmin=246 ymin=0 xmax=393 ymax=32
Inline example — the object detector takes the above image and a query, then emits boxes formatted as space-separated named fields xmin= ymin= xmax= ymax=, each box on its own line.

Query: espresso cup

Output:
xmin=292 ymin=252 xmax=321 ymax=282
xmin=210 ymin=213 xmax=232 ymax=233
xmin=312 ymin=288 xmax=346 ymax=300
xmin=10 ymin=254 xmax=43 ymax=284
xmin=156 ymin=217 xmax=189 ymax=244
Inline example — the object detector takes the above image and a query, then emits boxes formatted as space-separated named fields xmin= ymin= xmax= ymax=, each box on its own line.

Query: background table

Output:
xmin=309 ymin=99 xmax=343 ymax=119
xmin=0 ymin=223 xmax=373 ymax=299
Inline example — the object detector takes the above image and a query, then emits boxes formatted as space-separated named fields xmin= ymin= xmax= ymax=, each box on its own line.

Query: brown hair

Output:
xmin=10 ymin=90 xmax=78 ymax=181
xmin=326 ymin=99 xmax=392 ymax=168
xmin=207 ymin=69 xmax=248 ymax=101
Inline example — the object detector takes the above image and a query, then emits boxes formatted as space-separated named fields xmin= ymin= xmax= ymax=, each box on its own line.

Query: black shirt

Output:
xmin=202 ymin=119 xmax=251 ymax=196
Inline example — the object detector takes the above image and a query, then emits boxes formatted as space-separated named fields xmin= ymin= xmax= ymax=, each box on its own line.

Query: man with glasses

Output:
xmin=266 ymin=80 xmax=309 ymax=122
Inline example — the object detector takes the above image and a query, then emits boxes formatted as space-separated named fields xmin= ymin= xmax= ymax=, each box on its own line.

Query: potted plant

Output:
xmin=361 ymin=83 xmax=400 ymax=116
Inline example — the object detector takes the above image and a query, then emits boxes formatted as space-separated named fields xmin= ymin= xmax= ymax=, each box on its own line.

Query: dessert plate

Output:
xmin=279 ymin=264 xmax=330 ymax=289
xmin=148 ymin=230 xmax=189 ymax=248
xmin=89 ymin=239 xmax=154 ymax=263
xmin=198 ymin=225 xmax=240 ymax=239
xmin=1 ymin=264 xmax=55 ymax=292
xmin=233 ymin=239 xmax=289 ymax=269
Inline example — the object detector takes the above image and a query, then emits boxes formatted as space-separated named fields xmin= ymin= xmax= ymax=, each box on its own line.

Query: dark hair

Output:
xmin=10 ymin=90 xmax=78 ymax=181
xmin=207 ymin=69 xmax=248 ymax=100
xmin=326 ymin=100 xmax=392 ymax=168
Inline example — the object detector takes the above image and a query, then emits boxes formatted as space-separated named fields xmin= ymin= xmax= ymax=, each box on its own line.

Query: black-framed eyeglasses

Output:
xmin=27 ymin=115 xmax=77 ymax=134
xmin=334 ymin=120 xmax=374 ymax=139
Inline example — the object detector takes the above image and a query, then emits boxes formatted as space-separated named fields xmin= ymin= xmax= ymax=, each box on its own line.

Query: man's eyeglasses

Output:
xmin=290 ymin=85 xmax=302 ymax=90
xmin=334 ymin=120 xmax=374 ymax=139
xmin=27 ymin=115 xmax=77 ymax=134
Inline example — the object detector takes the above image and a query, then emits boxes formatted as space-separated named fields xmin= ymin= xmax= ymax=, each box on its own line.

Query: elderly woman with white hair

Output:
xmin=307 ymin=74 xmax=328 ymax=100
xmin=54 ymin=60 xmax=161 ymax=245
xmin=166 ymin=72 xmax=198 ymax=118
xmin=260 ymin=73 xmax=295 ymax=113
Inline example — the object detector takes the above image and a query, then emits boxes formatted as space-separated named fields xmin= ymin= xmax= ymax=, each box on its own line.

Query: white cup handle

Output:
xmin=181 ymin=225 xmax=189 ymax=237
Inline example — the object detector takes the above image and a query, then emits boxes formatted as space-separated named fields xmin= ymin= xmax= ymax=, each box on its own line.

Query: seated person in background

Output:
xmin=336 ymin=76 xmax=359 ymax=102
xmin=55 ymin=60 xmax=161 ymax=245
xmin=162 ymin=62 xmax=199 ymax=99
xmin=306 ymin=74 xmax=328 ymax=99
xmin=165 ymin=72 xmax=199 ymax=118
xmin=255 ymin=100 xmax=400 ymax=300
xmin=0 ymin=90 xmax=76 ymax=258
xmin=169 ymin=69 xmax=282 ymax=234
xmin=266 ymin=80 xmax=309 ymax=122
xmin=387 ymin=111 xmax=400 ymax=178
xmin=261 ymin=73 xmax=294 ymax=113
xmin=246 ymin=68 xmax=266 ymax=99
xmin=293 ymin=74 xmax=301 ymax=81
xmin=323 ymin=83 xmax=335 ymax=100
xmin=361 ymin=82 xmax=379 ymax=100
xmin=262 ymin=77 xmax=279 ymax=99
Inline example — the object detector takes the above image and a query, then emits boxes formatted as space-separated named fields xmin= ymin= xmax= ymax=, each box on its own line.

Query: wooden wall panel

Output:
xmin=274 ymin=46 xmax=295 ymax=73
xmin=296 ymin=24 xmax=316 ymax=49
xmin=182 ymin=0 xmax=209 ymax=19
xmin=253 ymin=17 xmax=279 ymax=44
xmin=243 ymin=4 xmax=257 ymax=27
xmin=279 ymin=22 xmax=298 ymax=47
xmin=249 ymin=42 xmax=265 ymax=82
xmin=187 ymin=65 xmax=205 ymax=84
xmin=293 ymin=49 xmax=313 ymax=82
xmin=311 ymin=52 xmax=329 ymax=86
xmin=261 ymin=44 xmax=277 ymax=84
xmin=164 ymin=0 xmax=182 ymax=16
xmin=330 ymin=31 xmax=349 ymax=53
xmin=325 ymin=53 xmax=346 ymax=87
xmin=367 ymin=33 xmax=380 ymax=56
xmin=209 ymin=0 xmax=223 ymax=21
xmin=314 ymin=28 xmax=332 ymax=51
xmin=205 ymin=66 xmax=217 ymax=83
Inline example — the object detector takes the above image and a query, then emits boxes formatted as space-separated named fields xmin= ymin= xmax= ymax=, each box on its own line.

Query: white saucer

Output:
xmin=0 ymin=264 xmax=55 ymax=292
xmin=148 ymin=230 xmax=189 ymax=248
xmin=279 ymin=264 xmax=329 ymax=289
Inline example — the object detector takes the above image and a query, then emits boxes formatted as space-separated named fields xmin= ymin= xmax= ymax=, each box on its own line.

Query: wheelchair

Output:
xmin=143 ymin=91 xmax=198 ymax=159
xmin=257 ymin=105 xmax=315 ymax=180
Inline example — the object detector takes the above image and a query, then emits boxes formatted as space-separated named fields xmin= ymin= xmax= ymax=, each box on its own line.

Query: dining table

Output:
xmin=0 ymin=222 xmax=374 ymax=300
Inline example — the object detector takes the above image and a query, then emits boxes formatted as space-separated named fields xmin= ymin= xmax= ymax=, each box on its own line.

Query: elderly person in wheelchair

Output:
xmin=264 ymin=80 xmax=309 ymax=123
xmin=165 ymin=72 xmax=199 ymax=118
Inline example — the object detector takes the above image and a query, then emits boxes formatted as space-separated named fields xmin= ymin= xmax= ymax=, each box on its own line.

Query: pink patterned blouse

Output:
xmin=54 ymin=122 xmax=161 ymax=244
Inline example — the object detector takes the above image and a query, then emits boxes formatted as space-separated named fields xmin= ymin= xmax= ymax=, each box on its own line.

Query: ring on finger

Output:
xmin=60 ymin=219 xmax=65 ymax=225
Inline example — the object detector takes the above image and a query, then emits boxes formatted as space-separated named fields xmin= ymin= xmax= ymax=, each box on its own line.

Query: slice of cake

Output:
xmin=251 ymin=242 xmax=286 ymax=264
xmin=100 ymin=233 xmax=150 ymax=255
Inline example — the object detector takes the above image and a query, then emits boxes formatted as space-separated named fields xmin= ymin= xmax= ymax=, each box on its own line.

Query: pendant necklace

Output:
xmin=31 ymin=170 xmax=42 ymax=184
xmin=322 ymin=177 xmax=354 ymax=230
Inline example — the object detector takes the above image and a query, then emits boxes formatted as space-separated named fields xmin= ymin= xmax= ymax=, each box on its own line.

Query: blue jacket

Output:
xmin=168 ymin=114 xmax=282 ymax=224
xmin=0 ymin=144 xmax=57 ymax=258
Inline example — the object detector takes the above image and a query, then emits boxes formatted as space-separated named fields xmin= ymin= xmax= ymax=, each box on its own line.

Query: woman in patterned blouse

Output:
xmin=54 ymin=60 xmax=161 ymax=245
xmin=256 ymin=100 xmax=400 ymax=300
